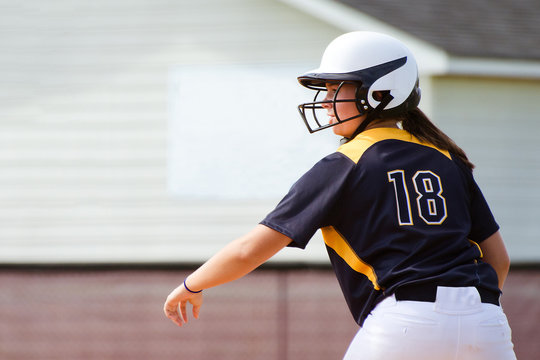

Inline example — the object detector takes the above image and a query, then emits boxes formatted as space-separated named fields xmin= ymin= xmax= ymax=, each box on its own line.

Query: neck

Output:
xmin=340 ymin=119 xmax=400 ymax=145
xmin=364 ymin=119 xmax=399 ymax=130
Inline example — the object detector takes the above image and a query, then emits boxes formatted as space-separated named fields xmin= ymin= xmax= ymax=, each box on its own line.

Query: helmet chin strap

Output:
xmin=341 ymin=93 xmax=394 ymax=144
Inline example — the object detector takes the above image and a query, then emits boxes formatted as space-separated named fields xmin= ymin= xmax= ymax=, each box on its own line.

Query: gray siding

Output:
xmin=431 ymin=76 xmax=540 ymax=262
xmin=0 ymin=0 xmax=340 ymax=264
xmin=2 ymin=0 xmax=538 ymax=265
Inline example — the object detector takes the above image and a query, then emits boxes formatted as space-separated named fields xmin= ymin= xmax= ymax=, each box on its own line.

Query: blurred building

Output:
xmin=1 ymin=1 xmax=540 ymax=359
xmin=1 ymin=0 xmax=539 ymax=266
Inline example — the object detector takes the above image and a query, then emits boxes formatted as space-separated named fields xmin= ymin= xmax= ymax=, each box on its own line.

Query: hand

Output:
xmin=163 ymin=283 xmax=203 ymax=327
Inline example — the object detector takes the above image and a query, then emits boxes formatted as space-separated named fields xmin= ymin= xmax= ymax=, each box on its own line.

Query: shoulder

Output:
xmin=297 ymin=151 xmax=356 ymax=186
xmin=338 ymin=128 xmax=451 ymax=164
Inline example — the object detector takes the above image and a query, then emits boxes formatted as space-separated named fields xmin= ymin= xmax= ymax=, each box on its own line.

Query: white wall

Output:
xmin=430 ymin=76 xmax=540 ymax=263
xmin=2 ymin=0 xmax=537 ymax=265
xmin=0 ymin=0 xmax=342 ymax=264
xmin=168 ymin=64 xmax=337 ymax=200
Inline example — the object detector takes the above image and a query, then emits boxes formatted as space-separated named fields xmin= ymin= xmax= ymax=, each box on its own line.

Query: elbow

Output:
xmin=497 ymin=244 xmax=511 ymax=273
xmin=494 ymin=251 xmax=511 ymax=290
xmin=230 ymin=225 xmax=289 ymax=269
xmin=234 ymin=237 xmax=262 ymax=267
xmin=492 ymin=251 xmax=510 ymax=281
xmin=502 ymin=252 xmax=511 ymax=274
xmin=499 ymin=255 xmax=511 ymax=291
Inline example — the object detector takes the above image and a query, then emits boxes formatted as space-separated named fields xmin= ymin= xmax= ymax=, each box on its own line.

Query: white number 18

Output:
xmin=388 ymin=170 xmax=447 ymax=225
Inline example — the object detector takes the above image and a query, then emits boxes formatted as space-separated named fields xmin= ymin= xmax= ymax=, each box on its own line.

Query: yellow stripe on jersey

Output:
xmin=321 ymin=226 xmax=381 ymax=290
xmin=337 ymin=127 xmax=452 ymax=164
xmin=469 ymin=239 xmax=483 ymax=258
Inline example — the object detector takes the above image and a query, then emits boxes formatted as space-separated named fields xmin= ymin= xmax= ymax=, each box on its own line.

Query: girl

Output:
xmin=164 ymin=31 xmax=516 ymax=359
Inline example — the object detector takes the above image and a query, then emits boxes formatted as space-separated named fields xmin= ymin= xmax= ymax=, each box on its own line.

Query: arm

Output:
xmin=479 ymin=230 xmax=510 ymax=290
xmin=163 ymin=224 xmax=292 ymax=327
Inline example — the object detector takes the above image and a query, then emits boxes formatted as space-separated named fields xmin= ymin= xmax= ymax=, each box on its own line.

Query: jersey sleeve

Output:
xmin=260 ymin=152 xmax=355 ymax=249
xmin=467 ymin=172 xmax=500 ymax=243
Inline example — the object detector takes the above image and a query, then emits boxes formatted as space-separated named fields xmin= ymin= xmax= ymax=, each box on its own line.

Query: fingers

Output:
xmin=179 ymin=301 xmax=188 ymax=323
xmin=163 ymin=292 xmax=185 ymax=327
xmin=164 ymin=302 xmax=184 ymax=327
xmin=163 ymin=290 xmax=203 ymax=327
xmin=192 ymin=303 xmax=201 ymax=319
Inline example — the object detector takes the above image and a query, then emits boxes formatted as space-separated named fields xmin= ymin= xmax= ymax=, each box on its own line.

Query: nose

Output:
xmin=321 ymin=93 xmax=333 ymax=109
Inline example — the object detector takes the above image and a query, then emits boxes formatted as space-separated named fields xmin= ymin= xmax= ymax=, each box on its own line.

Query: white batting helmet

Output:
xmin=297 ymin=31 xmax=421 ymax=133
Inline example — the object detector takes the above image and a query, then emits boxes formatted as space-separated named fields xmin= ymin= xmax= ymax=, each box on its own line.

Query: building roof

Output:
xmin=336 ymin=0 xmax=540 ymax=61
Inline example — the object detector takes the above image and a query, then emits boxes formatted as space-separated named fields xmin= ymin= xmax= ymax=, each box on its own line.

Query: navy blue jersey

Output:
xmin=261 ymin=127 xmax=500 ymax=326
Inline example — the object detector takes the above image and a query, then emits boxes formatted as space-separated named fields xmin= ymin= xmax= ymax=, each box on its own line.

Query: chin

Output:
xmin=332 ymin=126 xmax=352 ymax=138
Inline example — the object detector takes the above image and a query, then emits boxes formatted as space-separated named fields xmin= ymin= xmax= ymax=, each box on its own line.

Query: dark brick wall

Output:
xmin=0 ymin=267 xmax=536 ymax=359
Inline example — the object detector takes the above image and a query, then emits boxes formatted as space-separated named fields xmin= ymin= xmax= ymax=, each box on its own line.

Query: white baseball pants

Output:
xmin=343 ymin=286 xmax=516 ymax=360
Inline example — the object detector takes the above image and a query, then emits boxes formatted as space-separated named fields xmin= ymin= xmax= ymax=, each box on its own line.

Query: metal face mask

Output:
xmin=297 ymin=81 xmax=369 ymax=133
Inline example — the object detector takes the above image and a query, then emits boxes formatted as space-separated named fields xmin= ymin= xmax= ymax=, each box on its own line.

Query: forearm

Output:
xmin=185 ymin=224 xmax=291 ymax=292
xmin=186 ymin=238 xmax=264 ymax=291
xmin=479 ymin=231 xmax=510 ymax=290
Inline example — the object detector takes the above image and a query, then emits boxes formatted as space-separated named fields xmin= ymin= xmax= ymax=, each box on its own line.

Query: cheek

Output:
xmin=332 ymin=118 xmax=362 ymax=137
xmin=335 ymin=101 xmax=360 ymax=119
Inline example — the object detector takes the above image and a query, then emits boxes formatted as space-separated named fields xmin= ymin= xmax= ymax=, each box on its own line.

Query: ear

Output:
xmin=372 ymin=90 xmax=390 ymax=102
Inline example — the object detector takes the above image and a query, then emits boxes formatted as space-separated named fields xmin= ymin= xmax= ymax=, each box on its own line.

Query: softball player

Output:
xmin=164 ymin=31 xmax=516 ymax=359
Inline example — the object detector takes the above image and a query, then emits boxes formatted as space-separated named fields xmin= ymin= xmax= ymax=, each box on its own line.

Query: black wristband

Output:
xmin=183 ymin=279 xmax=202 ymax=294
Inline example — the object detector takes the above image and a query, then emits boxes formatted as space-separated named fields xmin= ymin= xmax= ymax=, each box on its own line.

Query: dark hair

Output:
xmin=398 ymin=108 xmax=474 ymax=170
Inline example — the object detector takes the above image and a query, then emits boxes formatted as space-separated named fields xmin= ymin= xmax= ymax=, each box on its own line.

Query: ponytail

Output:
xmin=399 ymin=108 xmax=475 ymax=170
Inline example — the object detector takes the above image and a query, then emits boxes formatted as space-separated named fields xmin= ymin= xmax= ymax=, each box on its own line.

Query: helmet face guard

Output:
xmin=298 ymin=81 xmax=367 ymax=133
